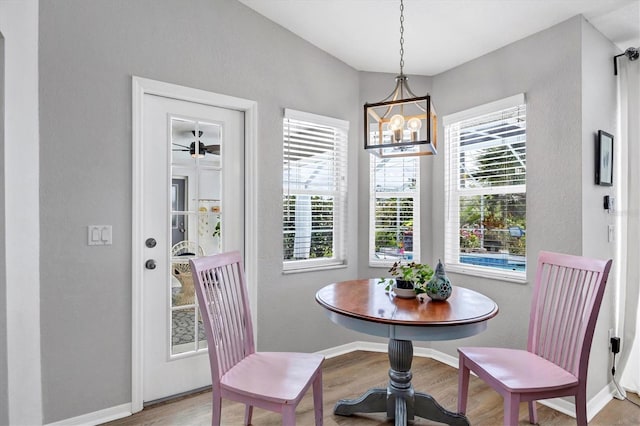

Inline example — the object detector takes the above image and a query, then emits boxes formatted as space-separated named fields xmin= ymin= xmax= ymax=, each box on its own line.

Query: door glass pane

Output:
xmin=198 ymin=197 xmax=221 ymax=255
xmin=169 ymin=117 xmax=222 ymax=357
xmin=170 ymin=213 xmax=196 ymax=251
xmin=171 ymin=261 xmax=195 ymax=307
xmin=170 ymin=213 xmax=198 ymax=308
xmin=171 ymin=118 xmax=198 ymax=164
xmin=171 ymin=308 xmax=196 ymax=355
xmin=171 ymin=181 xmax=188 ymax=245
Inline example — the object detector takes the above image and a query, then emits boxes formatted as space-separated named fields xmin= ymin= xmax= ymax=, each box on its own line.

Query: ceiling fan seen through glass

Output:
xmin=172 ymin=130 xmax=220 ymax=158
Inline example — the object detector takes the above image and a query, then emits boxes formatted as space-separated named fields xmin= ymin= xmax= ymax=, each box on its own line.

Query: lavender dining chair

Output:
xmin=190 ymin=251 xmax=324 ymax=425
xmin=457 ymin=251 xmax=612 ymax=426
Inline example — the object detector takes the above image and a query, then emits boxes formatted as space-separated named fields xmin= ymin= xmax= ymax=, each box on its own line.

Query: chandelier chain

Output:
xmin=399 ymin=0 xmax=405 ymax=75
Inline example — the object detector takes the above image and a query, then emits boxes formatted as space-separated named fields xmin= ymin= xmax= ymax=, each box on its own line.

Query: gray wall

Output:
xmin=580 ymin=18 xmax=619 ymax=399
xmin=424 ymin=15 xmax=617 ymax=402
xmin=39 ymin=0 xmax=359 ymax=422
xmin=357 ymin=17 xmax=586 ymax=360
xmin=0 ymin=31 xmax=8 ymax=426
xmin=38 ymin=2 xmax=620 ymax=422
xmin=428 ymin=14 xmax=583 ymax=357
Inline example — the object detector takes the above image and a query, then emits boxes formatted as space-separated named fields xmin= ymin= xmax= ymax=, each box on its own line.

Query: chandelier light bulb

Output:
xmin=407 ymin=117 xmax=422 ymax=141
xmin=389 ymin=114 xmax=405 ymax=142
xmin=407 ymin=117 xmax=422 ymax=130
xmin=389 ymin=114 xmax=405 ymax=130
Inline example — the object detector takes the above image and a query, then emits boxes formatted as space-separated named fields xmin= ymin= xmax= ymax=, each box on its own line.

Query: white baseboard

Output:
xmin=316 ymin=340 xmax=387 ymax=358
xmin=316 ymin=341 xmax=445 ymax=361
xmin=48 ymin=343 xmax=616 ymax=425
xmin=317 ymin=341 xmax=456 ymax=365
xmin=45 ymin=403 xmax=132 ymax=426
xmin=586 ymin=382 xmax=615 ymax=421
xmin=428 ymin=348 xmax=459 ymax=369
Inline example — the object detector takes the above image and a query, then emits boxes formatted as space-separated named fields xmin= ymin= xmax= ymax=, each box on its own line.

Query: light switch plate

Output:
xmin=608 ymin=225 xmax=615 ymax=243
xmin=88 ymin=225 xmax=113 ymax=245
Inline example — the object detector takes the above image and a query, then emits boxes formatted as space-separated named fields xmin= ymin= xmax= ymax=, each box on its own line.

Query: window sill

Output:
xmin=369 ymin=260 xmax=395 ymax=269
xmin=282 ymin=261 xmax=347 ymax=275
xmin=446 ymin=263 xmax=528 ymax=284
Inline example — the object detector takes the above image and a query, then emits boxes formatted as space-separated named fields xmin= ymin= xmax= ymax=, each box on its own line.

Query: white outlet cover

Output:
xmin=88 ymin=225 xmax=112 ymax=245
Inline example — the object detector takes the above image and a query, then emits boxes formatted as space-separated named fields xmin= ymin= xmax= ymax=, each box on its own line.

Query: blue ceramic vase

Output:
xmin=426 ymin=260 xmax=452 ymax=301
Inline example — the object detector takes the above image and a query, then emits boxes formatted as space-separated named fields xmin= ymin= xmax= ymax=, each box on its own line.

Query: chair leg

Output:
xmin=211 ymin=396 xmax=222 ymax=426
xmin=575 ymin=391 xmax=588 ymax=426
xmin=528 ymin=400 xmax=538 ymax=425
xmin=282 ymin=405 xmax=296 ymax=425
xmin=457 ymin=355 xmax=470 ymax=414
xmin=243 ymin=404 xmax=253 ymax=426
xmin=504 ymin=394 xmax=520 ymax=426
xmin=312 ymin=372 xmax=324 ymax=426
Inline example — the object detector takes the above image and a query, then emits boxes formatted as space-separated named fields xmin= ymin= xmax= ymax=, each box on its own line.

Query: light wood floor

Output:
xmin=106 ymin=351 xmax=640 ymax=425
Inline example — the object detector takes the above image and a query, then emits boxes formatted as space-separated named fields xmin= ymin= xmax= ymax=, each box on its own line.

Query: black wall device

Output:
xmin=604 ymin=195 xmax=614 ymax=212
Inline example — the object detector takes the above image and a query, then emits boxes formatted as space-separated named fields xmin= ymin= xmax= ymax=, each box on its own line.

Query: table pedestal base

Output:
xmin=334 ymin=339 xmax=469 ymax=426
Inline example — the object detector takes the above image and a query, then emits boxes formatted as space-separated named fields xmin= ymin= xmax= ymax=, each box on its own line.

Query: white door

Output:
xmin=141 ymin=93 xmax=244 ymax=403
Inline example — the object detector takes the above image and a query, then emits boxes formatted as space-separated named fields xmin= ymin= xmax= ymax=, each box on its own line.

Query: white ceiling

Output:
xmin=238 ymin=0 xmax=640 ymax=75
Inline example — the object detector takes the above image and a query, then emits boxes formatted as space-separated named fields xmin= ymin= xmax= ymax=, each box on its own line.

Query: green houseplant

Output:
xmin=380 ymin=261 xmax=434 ymax=296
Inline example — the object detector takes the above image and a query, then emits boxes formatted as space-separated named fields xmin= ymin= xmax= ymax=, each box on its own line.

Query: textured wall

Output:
xmin=39 ymin=0 xmax=359 ymax=422
xmin=427 ymin=15 xmax=617 ymax=405
xmin=0 ymin=30 xmax=7 ymax=426
xmin=356 ymin=17 xmax=587 ymax=364
xmin=427 ymin=15 xmax=583 ymax=357
xmin=580 ymin=18 xmax=620 ymax=401
xmin=37 ymin=2 xmax=621 ymax=422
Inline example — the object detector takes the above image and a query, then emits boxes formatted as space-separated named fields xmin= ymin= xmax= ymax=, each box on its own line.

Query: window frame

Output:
xmin=369 ymin=155 xmax=421 ymax=268
xmin=282 ymin=108 xmax=349 ymax=273
xmin=443 ymin=94 xmax=527 ymax=283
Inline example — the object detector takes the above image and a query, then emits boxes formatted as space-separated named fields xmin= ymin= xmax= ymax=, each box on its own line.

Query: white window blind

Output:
xmin=283 ymin=109 xmax=348 ymax=271
xmin=444 ymin=96 xmax=527 ymax=281
xmin=369 ymin=156 xmax=420 ymax=265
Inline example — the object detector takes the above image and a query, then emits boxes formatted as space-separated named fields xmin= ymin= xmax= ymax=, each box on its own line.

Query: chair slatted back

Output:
xmin=528 ymin=251 xmax=612 ymax=378
xmin=190 ymin=251 xmax=255 ymax=383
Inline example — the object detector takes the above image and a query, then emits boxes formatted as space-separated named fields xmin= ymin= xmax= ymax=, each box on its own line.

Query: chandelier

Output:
xmin=364 ymin=0 xmax=437 ymax=158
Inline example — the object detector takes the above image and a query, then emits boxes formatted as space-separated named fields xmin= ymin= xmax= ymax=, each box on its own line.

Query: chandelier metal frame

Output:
xmin=364 ymin=0 xmax=437 ymax=158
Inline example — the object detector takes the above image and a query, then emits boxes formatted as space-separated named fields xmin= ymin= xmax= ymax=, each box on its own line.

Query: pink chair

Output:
xmin=457 ymin=251 xmax=612 ymax=426
xmin=190 ymin=251 xmax=324 ymax=425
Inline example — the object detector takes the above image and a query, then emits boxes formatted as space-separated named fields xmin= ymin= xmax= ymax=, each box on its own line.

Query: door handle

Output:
xmin=145 ymin=259 xmax=157 ymax=270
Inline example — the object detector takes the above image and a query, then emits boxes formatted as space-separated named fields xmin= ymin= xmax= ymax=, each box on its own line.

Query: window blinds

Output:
xmin=370 ymin=156 xmax=420 ymax=264
xmin=283 ymin=109 xmax=348 ymax=270
xmin=444 ymin=99 xmax=527 ymax=279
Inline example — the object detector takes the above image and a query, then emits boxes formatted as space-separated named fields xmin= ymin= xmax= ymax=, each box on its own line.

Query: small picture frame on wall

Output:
xmin=596 ymin=130 xmax=614 ymax=186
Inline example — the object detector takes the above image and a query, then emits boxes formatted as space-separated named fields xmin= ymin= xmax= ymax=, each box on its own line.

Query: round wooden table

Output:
xmin=316 ymin=279 xmax=499 ymax=426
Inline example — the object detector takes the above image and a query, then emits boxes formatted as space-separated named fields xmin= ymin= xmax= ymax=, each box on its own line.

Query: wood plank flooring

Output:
xmin=105 ymin=351 xmax=640 ymax=425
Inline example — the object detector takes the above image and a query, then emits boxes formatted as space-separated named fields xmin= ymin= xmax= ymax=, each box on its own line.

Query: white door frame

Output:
xmin=131 ymin=76 xmax=258 ymax=412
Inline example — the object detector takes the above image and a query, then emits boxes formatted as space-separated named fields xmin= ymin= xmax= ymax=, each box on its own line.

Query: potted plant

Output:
xmin=380 ymin=261 xmax=434 ymax=298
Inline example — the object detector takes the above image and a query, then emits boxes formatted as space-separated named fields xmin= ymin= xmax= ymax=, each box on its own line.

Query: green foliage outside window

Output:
xmin=459 ymin=144 xmax=526 ymax=256
xmin=283 ymin=195 xmax=334 ymax=260
xmin=374 ymin=197 xmax=414 ymax=252
xmin=459 ymin=193 xmax=526 ymax=255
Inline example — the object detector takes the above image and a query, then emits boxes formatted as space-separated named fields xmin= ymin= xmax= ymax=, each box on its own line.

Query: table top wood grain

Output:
xmin=316 ymin=279 xmax=498 ymax=327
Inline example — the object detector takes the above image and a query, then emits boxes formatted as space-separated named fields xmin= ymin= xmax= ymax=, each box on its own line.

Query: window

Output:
xmin=369 ymin=156 xmax=420 ymax=265
xmin=283 ymin=109 xmax=348 ymax=271
xmin=444 ymin=94 xmax=526 ymax=281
